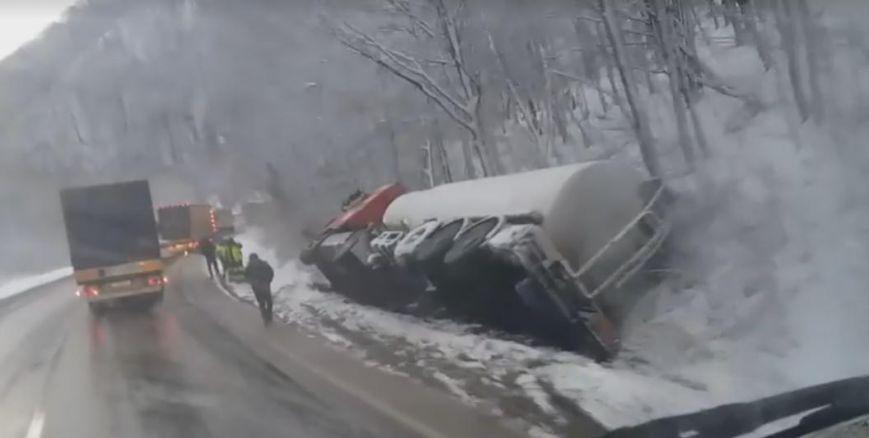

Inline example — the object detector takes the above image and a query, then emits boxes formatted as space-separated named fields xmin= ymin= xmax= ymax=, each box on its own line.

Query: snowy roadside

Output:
xmin=0 ymin=266 xmax=73 ymax=301
xmin=222 ymin=230 xmax=774 ymax=435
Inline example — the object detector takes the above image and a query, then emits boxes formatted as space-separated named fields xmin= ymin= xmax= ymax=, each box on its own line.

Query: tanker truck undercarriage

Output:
xmin=301 ymin=161 xmax=671 ymax=360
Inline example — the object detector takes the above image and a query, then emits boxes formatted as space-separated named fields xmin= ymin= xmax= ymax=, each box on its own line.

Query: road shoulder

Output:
xmin=174 ymin=259 xmax=530 ymax=438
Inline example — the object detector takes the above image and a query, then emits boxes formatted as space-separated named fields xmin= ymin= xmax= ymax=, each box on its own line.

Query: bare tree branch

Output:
xmin=599 ymin=0 xmax=661 ymax=176
xmin=548 ymin=69 xmax=620 ymax=101
xmin=384 ymin=0 xmax=436 ymax=38
xmin=339 ymin=23 xmax=473 ymax=122
xmin=434 ymin=0 xmax=474 ymax=101
xmin=335 ymin=33 xmax=476 ymax=134
xmin=487 ymin=30 xmax=546 ymax=166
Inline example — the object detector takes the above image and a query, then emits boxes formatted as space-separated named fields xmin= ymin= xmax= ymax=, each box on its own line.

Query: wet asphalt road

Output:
xmin=0 ymin=269 xmax=376 ymax=438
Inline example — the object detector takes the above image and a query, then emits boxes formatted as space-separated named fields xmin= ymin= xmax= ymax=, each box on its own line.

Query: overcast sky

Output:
xmin=0 ymin=0 xmax=78 ymax=60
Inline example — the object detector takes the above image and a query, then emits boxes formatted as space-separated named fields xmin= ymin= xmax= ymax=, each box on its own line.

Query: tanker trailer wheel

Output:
xmin=443 ymin=217 xmax=500 ymax=272
xmin=439 ymin=218 xmax=504 ymax=319
xmin=411 ymin=219 xmax=464 ymax=270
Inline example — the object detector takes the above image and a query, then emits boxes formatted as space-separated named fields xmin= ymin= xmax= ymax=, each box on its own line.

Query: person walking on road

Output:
xmin=245 ymin=253 xmax=274 ymax=324
xmin=199 ymin=238 xmax=221 ymax=279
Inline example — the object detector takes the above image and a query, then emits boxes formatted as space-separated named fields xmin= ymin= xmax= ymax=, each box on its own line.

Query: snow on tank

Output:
xmin=383 ymin=160 xmax=651 ymax=270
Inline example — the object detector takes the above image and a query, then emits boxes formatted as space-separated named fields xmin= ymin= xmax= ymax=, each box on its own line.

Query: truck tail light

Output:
xmin=147 ymin=276 xmax=164 ymax=287
xmin=79 ymin=285 xmax=99 ymax=297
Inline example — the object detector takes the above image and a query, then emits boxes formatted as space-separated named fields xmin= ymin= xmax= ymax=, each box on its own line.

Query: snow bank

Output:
xmin=0 ymin=266 xmax=72 ymax=301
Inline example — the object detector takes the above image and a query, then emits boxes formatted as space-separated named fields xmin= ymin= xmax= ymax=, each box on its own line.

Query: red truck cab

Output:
xmin=324 ymin=183 xmax=406 ymax=233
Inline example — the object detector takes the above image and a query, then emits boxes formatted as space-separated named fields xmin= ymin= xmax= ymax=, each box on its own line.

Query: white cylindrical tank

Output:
xmin=383 ymin=160 xmax=649 ymax=270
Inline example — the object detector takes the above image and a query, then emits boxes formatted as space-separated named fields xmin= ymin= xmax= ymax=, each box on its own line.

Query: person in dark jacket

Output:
xmin=199 ymin=238 xmax=220 ymax=278
xmin=245 ymin=253 xmax=274 ymax=324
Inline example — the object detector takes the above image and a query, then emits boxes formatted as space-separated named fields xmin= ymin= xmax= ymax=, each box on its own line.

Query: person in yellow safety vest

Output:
xmin=215 ymin=239 xmax=230 ymax=279
xmin=227 ymin=238 xmax=243 ymax=268
xmin=218 ymin=238 xmax=243 ymax=282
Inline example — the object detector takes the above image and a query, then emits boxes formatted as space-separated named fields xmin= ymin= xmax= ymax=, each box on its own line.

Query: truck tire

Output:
xmin=443 ymin=217 xmax=500 ymax=270
xmin=411 ymin=219 xmax=464 ymax=269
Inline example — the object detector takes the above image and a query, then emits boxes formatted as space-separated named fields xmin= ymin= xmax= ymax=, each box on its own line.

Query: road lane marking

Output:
xmin=25 ymin=410 xmax=45 ymax=438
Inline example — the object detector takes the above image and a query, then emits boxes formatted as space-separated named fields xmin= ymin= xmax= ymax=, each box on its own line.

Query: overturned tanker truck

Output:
xmin=300 ymin=160 xmax=671 ymax=360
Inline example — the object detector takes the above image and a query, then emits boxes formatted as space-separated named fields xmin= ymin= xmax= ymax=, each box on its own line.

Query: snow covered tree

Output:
xmin=333 ymin=0 xmax=504 ymax=177
xmin=599 ymin=0 xmax=662 ymax=177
